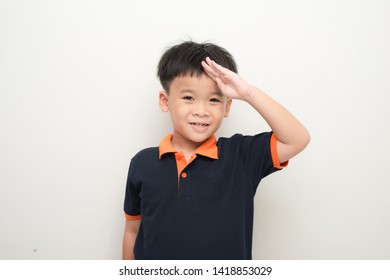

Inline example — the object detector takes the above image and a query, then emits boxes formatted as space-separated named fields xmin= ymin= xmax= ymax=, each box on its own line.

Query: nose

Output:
xmin=192 ymin=101 xmax=209 ymax=117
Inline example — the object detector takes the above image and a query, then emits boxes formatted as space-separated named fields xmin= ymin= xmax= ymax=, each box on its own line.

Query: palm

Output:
xmin=201 ymin=57 xmax=250 ymax=100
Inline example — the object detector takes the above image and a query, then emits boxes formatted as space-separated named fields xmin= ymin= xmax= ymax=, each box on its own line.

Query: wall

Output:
xmin=1 ymin=0 xmax=389 ymax=259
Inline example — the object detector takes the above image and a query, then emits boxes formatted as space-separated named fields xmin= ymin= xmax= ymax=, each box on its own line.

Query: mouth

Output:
xmin=189 ymin=122 xmax=210 ymax=127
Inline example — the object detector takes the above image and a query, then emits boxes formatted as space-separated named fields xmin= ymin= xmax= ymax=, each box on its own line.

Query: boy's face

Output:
xmin=159 ymin=74 xmax=232 ymax=147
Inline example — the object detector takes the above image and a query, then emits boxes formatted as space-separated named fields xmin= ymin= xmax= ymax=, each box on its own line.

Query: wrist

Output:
xmin=242 ymin=85 xmax=258 ymax=103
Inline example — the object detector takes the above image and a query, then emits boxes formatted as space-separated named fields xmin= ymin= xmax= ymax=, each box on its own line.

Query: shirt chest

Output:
xmin=135 ymin=155 xmax=254 ymax=211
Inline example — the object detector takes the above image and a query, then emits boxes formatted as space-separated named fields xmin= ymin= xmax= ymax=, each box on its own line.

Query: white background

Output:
xmin=1 ymin=0 xmax=389 ymax=259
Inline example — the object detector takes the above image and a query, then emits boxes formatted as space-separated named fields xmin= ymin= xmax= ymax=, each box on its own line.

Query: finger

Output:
xmin=204 ymin=57 xmax=219 ymax=72
xmin=210 ymin=59 xmax=229 ymax=77
xmin=201 ymin=61 xmax=218 ymax=81
xmin=201 ymin=60 xmax=214 ymax=75
xmin=202 ymin=60 xmax=220 ymax=76
xmin=205 ymin=57 xmax=214 ymax=67
xmin=204 ymin=57 xmax=229 ymax=79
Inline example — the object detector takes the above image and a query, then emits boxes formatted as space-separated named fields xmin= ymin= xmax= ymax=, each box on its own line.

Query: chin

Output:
xmin=187 ymin=134 xmax=212 ymax=143
xmin=194 ymin=134 xmax=213 ymax=143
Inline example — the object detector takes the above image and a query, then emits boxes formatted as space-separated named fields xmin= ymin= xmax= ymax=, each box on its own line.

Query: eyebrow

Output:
xmin=179 ymin=89 xmax=195 ymax=94
xmin=180 ymin=88 xmax=223 ymax=97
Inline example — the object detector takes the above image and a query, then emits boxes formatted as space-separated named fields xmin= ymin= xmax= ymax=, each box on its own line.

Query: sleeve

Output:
xmin=123 ymin=159 xmax=142 ymax=220
xmin=240 ymin=131 xmax=288 ymax=188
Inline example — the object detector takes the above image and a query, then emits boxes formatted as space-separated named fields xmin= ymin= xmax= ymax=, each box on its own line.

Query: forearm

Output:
xmin=122 ymin=219 xmax=141 ymax=260
xmin=201 ymin=57 xmax=309 ymax=161
xmin=244 ymin=86 xmax=310 ymax=159
xmin=122 ymin=232 xmax=137 ymax=260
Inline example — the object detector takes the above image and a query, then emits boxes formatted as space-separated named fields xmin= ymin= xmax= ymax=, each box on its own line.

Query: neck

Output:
xmin=171 ymin=135 xmax=202 ymax=159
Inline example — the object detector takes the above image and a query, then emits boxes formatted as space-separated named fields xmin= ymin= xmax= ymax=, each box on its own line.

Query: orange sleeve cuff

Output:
xmin=270 ymin=133 xmax=288 ymax=169
xmin=125 ymin=213 xmax=142 ymax=220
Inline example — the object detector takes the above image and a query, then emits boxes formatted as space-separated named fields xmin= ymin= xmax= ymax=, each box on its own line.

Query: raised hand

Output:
xmin=201 ymin=57 xmax=253 ymax=101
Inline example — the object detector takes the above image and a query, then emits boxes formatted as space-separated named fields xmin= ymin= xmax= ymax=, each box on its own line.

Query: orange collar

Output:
xmin=159 ymin=134 xmax=218 ymax=160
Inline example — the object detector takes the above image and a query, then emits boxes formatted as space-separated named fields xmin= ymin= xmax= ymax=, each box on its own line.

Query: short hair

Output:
xmin=157 ymin=40 xmax=237 ymax=92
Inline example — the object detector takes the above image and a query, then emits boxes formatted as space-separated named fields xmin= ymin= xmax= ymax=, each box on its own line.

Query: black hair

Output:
xmin=157 ymin=40 xmax=237 ymax=92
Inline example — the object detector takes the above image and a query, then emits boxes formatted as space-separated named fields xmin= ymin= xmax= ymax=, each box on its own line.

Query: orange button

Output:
xmin=181 ymin=172 xmax=187 ymax=178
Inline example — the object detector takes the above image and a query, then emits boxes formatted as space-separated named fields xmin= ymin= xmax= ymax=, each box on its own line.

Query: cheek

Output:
xmin=169 ymin=105 xmax=188 ymax=119
xmin=212 ymin=106 xmax=226 ymax=120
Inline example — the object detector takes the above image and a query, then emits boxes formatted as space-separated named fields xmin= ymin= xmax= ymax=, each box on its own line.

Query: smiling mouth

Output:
xmin=190 ymin=122 xmax=210 ymax=127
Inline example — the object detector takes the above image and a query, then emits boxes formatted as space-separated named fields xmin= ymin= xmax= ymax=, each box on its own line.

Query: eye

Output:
xmin=182 ymin=96 xmax=194 ymax=101
xmin=210 ymin=98 xmax=221 ymax=103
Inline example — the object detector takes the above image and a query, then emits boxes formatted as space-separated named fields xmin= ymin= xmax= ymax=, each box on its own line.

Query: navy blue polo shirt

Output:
xmin=124 ymin=132 xmax=287 ymax=260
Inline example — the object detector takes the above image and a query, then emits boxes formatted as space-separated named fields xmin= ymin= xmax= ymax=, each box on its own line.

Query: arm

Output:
xmin=122 ymin=219 xmax=141 ymax=260
xmin=202 ymin=57 xmax=310 ymax=163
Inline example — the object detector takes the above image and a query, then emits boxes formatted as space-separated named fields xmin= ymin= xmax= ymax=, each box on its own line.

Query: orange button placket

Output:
xmin=175 ymin=152 xmax=196 ymax=190
xmin=158 ymin=134 xmax=219 ymax=194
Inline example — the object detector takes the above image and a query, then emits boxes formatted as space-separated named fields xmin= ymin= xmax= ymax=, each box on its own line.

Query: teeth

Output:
xmin=191 ymin=123 xmax=208 ymax=127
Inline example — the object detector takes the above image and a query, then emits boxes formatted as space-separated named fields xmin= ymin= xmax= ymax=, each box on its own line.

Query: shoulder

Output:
xmin=132 ymin=147 xmax=159 ymax=160
xmin=217 ymin=133 xmax=245 ymax=146
xmin=217 ymin=132 xmax=274 ymax=163
xmin=217 ymin=132 xmax=272 ymax=149
xmin=127 ymin=147 xmax=159 ymax=179
xmin=129 ymin=147 xmax=159 ymax=168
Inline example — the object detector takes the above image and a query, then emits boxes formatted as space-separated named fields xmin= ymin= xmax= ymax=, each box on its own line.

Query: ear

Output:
xmin=224 ymin=98 xmax=232 ymax=117
xmin=159 ymin=91 xmax=169 ymax=112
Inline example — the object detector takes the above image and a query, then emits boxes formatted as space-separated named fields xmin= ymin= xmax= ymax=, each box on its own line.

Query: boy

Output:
xmin=122 ymin=41 xmax=310 ymax=260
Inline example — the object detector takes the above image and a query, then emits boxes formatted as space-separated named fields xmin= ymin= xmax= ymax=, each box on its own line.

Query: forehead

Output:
xmin=169 ymin=74 xmax=220 ymax=95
